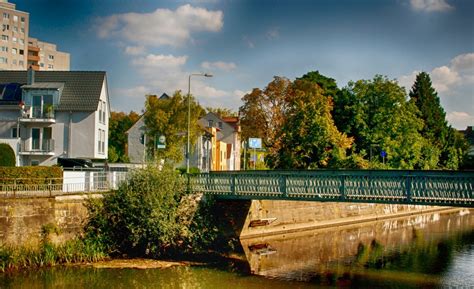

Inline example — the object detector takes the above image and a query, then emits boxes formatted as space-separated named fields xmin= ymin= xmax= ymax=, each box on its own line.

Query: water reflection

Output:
xmin=0 ymin=209 xmax=472 ymax=289
xmin=240 ymin=209 xmax=474 ymax=287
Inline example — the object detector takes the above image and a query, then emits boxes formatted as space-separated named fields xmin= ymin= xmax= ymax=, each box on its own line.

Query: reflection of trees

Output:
xmin=354 ymin=230 xmax=474 ymax=274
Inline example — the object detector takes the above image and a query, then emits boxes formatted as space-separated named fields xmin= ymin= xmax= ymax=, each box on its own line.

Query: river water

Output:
xmin=1 ymin=209 xmax=473 ymax=289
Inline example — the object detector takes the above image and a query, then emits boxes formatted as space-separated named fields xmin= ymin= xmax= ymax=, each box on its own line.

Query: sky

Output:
xmin=14 ymin=0 xmax=474 ymax=129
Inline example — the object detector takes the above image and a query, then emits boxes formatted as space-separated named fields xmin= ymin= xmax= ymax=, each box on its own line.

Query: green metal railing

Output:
xmin=189 ymin=170 xmax=474 ymax=207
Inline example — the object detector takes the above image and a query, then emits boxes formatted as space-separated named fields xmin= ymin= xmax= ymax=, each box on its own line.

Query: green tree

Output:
xmin=239 ymin=77 xmax=292 ymax=162
xmin=276 ymin=79 xmax=353 ymax=169
xmin=144 ymin=91 xmax=205 ymax=163
xmin=240 ymin=76 xmax=355 ymax=169
xmin=85 ymin=166 xmax=187 ymax=257
xmin=206 ymin=107 xmax=237 ymax=117
xmin=333 ymin=75 xmax=435 ymax=169
xmin=409 ymin=72 xmax=461 ymax=169
xmin=109 ymin=111 xmax=140 ymax=162
xmin=298 ymin=70 xmax=339 ymax=98
xmin=0 ymin=143 xmax=15 ymax=166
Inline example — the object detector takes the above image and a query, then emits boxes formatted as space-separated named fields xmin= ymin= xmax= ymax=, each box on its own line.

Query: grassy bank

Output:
xmin=0 ymin=239 xmax=107 ymax=272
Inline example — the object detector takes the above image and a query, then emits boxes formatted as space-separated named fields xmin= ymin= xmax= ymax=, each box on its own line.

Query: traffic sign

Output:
xmin=156 ymin=134 xmax=166 ymax=149
xmin=249 ymin=138 xmax=262 ymax=149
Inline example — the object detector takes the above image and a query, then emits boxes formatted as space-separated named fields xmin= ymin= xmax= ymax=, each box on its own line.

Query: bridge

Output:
xmin=189 ymin=170 xmax=474 ymax=208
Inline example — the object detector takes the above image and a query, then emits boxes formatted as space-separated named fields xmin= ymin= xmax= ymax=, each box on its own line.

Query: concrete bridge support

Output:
xmin=215 ymin=199 xmax=462 ymax=239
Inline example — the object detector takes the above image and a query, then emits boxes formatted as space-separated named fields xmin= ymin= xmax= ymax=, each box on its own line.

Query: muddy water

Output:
xmin=1 ymin=209 xmax=473 ymax=289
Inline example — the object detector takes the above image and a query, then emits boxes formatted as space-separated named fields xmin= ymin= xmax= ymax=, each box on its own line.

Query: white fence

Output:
xmin=0 ymin=171 xmax=130 ymax=198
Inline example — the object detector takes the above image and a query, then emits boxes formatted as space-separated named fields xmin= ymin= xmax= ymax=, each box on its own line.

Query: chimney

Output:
xmin=27 ymin=66 xmax=35 ymax=85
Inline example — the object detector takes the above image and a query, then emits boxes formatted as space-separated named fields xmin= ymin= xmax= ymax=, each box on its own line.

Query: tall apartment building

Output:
xmin=0 ymin=0 xmax=29 ymax=70
xmin=28 ymin=37 xmax=70 ymax=71
xmin=0 ymin=0 xmax=69 ymax=71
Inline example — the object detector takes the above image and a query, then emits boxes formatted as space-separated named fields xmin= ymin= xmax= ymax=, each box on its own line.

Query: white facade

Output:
xmin=0 ymin=71 xmax=109 ymax=166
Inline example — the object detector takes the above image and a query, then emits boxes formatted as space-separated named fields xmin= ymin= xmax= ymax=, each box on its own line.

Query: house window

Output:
xmin=98 ymin=102 xmax=102 ymax=123
xmin=101 ymin=130 xmax=105 ymax=153
xmin=19 ymin=49 xmax=23 ymax=55
xmin=102 ymin=101 xmax=106 ymax=124
xmin=11 ymin=127 xmax=20 ymax=138
xmin=12 ymin=48 xmax=17 ymax=55
xmin=98 ymin=129 xmax=105 ymax=154
xmin=20 ymin=27 xmax=24 ymax=33
xmin=3 ymin=13 xmax=9 ymax=19
xmin=1 ymin=35 xmax=8 ymax=41
xmin=48 ymin=55 xmax=54 ymax=60
xmin=218 ymin=122 xmax=223 ymax=129
xmin=19 ymin=60 xmax=24 ymax=66
xmin=19 ymin=39 xmax=24 ymax=46
xmin=48 ymin=64 xmax=53 ymax=69
xmin=20 ymin=17 xmax=25 ymax=22
xmin=12 ymin=26 xmax=17 ymax=33
xmin=12 ymin=59 xmax=16 ymax=65
xmin=2 ymin=24 xmax=9 ymax=31
xmin=31 ymin=160 xmax=40 ymax=166
xmin=0 ymin=46 xmax=7 ymax=52
xmin=0 ymin=57 xmax=7 ymax=64
xmin=40 ymin=63 xmax=44 ymax=67
xmin=12 ymin=37 xmax=17 ymax=43
xmin=207 ymin=120 xmax=213 ymax=128
xmin=13 ymin=15 xmax=18 ymax=22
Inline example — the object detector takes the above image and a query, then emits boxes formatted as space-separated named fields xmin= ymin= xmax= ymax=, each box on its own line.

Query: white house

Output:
xmin=0 ymin=69 xmax=110 ymax=166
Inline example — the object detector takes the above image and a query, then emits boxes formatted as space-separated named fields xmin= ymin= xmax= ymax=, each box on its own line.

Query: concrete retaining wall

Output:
xmin=0 ymin=195 xmax=100 ymax=247
xmin=228 ymin=200 xmax=456 ymax=239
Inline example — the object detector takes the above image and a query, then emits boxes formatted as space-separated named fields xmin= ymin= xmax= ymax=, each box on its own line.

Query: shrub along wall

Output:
xmin=0 ymin=143 xmax=15 ymax=167
xmin=0 ymin=166 xmax=63 ymax=184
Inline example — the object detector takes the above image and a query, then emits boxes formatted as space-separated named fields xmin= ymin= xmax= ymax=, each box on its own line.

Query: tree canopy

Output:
xmin=408 ymin=72 xmax=467 ymax=169
xmin=144 ymin=91 xmax=205 ymax=163
xmin=333 ymin=75 xmax=436 ymax=169
xmin=108 ymin=111 xmax=140 ymax=162
xmin=239 ymin=76 xmax=354 ymax=169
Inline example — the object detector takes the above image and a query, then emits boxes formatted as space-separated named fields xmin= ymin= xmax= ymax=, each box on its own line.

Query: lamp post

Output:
xmin=186 ymin=73 xmax=213 ymax=174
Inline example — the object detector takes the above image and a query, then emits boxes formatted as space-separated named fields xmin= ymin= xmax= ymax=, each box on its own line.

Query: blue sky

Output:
xmin=15 ymin=0 xmax=474 ymax=129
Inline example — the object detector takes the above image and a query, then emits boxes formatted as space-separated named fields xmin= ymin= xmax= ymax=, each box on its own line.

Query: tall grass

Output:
xmin=0 ymin=238 xmax=107 ymax=272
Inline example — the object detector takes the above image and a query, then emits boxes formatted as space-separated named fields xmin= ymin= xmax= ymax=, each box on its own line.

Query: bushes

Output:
xmin=0 ymin=166 xmax=63 ymax=184
xmin=85 ymin=165 xmax=188 ymax=257
xmin=85 ymin=165 xmax=224 ymax=258
xmin=0 ymin=143 xmax=15 ymax=167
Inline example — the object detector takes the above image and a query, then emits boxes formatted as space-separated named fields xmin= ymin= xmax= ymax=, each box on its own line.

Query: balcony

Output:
xmin=19 ymin=139 xmax=55 ymax=155
xmin=28 ymin=45 xmax=40 ymax=52
xmin=19 ymin=106 xmax=56 ymax=123
xmin=27 ymin=55 xmax=40 ymax=62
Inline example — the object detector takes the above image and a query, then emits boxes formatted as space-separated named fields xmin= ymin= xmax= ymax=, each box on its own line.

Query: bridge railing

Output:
xmin=189 ymin=170 xmax=474 ymax=207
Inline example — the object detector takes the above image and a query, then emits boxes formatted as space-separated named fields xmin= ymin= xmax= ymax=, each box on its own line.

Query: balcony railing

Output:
xmin=20 ymin=106 xmax=55 ymax=122
xmin=20 ymin=139 xmax=55 ymax=154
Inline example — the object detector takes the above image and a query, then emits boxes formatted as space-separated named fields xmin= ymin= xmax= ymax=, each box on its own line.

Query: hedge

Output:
xmin=0 ymin=166 xmax=63 ymax=184
xmin=0 ymin=143 xmax=15 ymax=167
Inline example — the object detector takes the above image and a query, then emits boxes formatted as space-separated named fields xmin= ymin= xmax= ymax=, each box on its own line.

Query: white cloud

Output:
xmin=447 ymin=112 xmax=474 ymax=129
xmin=410 ymin=0 xmax=454 ymax=12
xmin=201 ymin=61 xmax=236 ymax=71
xmin=111 ymin=85 xmax=153 ymax=112
xmin=97 ymin=4 xmax=223 ymax=47
xmin=398 ymin=52 xmax=474 ymax=129
xmin=124 ymin=46 xmax=146 ymax=55
xmin=398 ymin=70 xmax=419 ymax=92
xmin=266 ymin=27 xmax=280 ymax=40
xmin=450 ymin=53 xmax=474 ymax=72
xmin=431 ymin=65 xmax=460 ymax=93
xmin=127 ymin=53 xmax=242 ymax=110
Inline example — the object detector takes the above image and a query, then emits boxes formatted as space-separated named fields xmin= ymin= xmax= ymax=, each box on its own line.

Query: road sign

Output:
xmin=380 ymin=150 xmax=387 ymax=158
xmin=249 ymin=138 xmax=262 ymax=149
xmin=156 ymin=134 xmax=166 ymax=149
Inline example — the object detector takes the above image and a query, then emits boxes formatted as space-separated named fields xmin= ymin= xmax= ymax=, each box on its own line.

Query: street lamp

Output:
xmin=186 ymin=73 xmax=213 ymax=173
